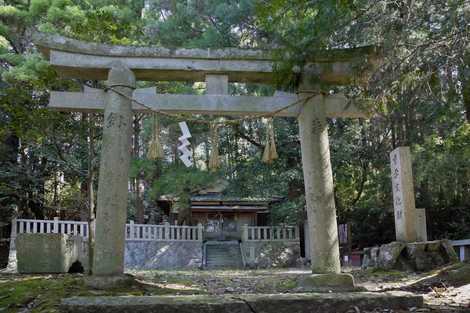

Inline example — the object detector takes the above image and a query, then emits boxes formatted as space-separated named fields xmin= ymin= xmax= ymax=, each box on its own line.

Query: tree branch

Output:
xmin=232 ymin=125 xmax=263 ymax=148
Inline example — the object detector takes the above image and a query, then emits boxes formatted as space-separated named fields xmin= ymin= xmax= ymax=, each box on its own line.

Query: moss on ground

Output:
xmin=0 ymin=274 xmax=204 ymax=313
xmin=276 ymin=278 xmax=298 ymax=290
xmin=368 ymin=268 xmax=409 ymax=278
xmin=437 ymin=262 xmax=470 ymax=286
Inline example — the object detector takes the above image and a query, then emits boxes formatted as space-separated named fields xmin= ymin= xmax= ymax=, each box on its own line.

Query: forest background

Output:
xmin=0 ymin=0 xmax=468 ymax=248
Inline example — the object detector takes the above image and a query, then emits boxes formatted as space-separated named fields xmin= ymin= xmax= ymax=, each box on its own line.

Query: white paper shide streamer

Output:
xmin=177 ymin=121 xmax=193 ymax=167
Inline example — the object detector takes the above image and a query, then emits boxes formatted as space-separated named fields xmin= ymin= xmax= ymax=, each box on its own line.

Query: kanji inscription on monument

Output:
xmin=390 ymin=146 xmax=417 ymax=242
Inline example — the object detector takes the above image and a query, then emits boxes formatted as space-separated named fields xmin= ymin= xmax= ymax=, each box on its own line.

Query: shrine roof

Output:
xmin=158 ymin=194 xmax=283 ymax=205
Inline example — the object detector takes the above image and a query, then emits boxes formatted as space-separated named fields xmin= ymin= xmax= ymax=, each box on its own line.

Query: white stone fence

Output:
xmin=11 ymin=218 xmax=203 ymax=242
xmin=12 ymin=218 xmax=300 ymax=243
xmin=12 ymin=218 xmax=89 ymax=239
xmin=126 ymin=221 xmax=203 ymax=241
xmin=451 ymin=239 xmax=470 ymax=262
xmin=242 ymin=225 xmax=299 ymax=241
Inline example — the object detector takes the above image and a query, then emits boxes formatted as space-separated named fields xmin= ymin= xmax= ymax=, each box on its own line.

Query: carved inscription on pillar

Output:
xmin=105 ymin=112 xmax=128 ymax=129
xmin=311 ymin=117 xmax=326 ymax=134
xmin=390 ymin=147 xmax=417 ymax=242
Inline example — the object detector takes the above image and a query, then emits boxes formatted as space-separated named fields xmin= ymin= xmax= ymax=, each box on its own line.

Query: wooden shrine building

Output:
xmin=158 ymin=186 xmax=282 ymax=240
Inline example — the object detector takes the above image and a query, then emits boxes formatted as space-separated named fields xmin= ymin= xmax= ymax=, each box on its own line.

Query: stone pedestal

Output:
xmin=16 ymin=233 xmax=85 ymax=273
xmin=297 ymin=273 xmax=358 ymax=292
xmin=298 ymin=94 xmax=341 ymax=274
xmin=362 ymin=240 xmax=459 ymax=272
xmin=390 ymin=147 xmax=417 ymax=242
xmin=92 ymin=63 xmax=135 ymax=276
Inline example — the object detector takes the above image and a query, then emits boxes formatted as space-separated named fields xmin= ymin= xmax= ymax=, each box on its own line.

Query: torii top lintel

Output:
xmin=33 ymin=32 xmax=381 ymax=85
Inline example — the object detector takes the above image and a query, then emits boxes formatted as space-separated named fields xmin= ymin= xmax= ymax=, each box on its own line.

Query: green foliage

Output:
xmin=0 ymin=0 xmax=468 ymax=248
xmin=32 ymin=0 xmax=144 ymax=43
xmin=0 ymin=0 xmax=146 ymax=222
xmin=256 ymin=0 xmax=357 ymax=88
xmin=150 ymin=164 xmax=218 ymax=200
xmin=2 ymin=54 xmax=56 ymax=88
xmin=143 ymin=0 xmax=257 ymax=48
xmin=29 ymin=0 xmax=52 ymax=16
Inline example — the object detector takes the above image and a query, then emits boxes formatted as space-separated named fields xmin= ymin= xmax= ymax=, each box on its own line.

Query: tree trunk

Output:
xmin=463 ymin=77 xmax=470 ymax=123
xmin=133 ymin=114 xmax=145 ymax=224
xmin=87 ymin=113 xmax=96 ymax=275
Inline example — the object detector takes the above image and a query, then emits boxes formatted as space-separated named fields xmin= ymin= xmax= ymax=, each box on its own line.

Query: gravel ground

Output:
xmin=131 ymin=263 xmax=470 ymax=312
xmin=2 ymin=263 xmax=468 ymax=312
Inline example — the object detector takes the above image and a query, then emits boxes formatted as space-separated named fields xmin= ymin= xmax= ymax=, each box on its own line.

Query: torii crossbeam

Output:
xmin=49 ymin=87 xmax=367 ymax=118
xmin=34 ymin=32 xmax=381 ymax=286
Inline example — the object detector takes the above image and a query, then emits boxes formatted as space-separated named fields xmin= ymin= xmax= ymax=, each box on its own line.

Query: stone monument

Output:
xmin=415 ymin=208 xmax=427 ymax=242
xmin=390 ymin=146 xmax=417 ymax=242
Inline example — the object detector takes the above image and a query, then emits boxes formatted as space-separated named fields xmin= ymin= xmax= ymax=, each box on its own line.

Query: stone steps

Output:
xmin=60 ymin=292 xmax=424 ymax=313
xmin=204 ymin=241 xmax=243 ymax=269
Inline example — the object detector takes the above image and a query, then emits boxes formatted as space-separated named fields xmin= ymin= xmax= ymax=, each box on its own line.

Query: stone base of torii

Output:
xmin=34 ymin=32 xmax=382 ymax=289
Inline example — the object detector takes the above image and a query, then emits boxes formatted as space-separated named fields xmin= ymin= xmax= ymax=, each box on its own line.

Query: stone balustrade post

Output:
xmin=10 ymin=218 xmax=17 ymax=239
xmin=197 ymin=223 xmax=204 ymax=241
xmin=164 ymin=222 xmax=170 ymax=240
xmin=415 ymin=208 xmax=427 ymax=242
xmin=10 ymin=218 xmax=17 ymax=250
xmin=129 ymin=220 xmax=134 ymax=240
xmin=53 ymin=217 xmax=59 ymax=234
xmin=459 ymin=246 xmax=465 ymax=262
xmin=241 ymin=224 xmax=249 ymax=242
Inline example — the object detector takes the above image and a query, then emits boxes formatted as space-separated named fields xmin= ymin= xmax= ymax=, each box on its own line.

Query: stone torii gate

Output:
xmin=34 ymin=32 xmax=380 ymax=285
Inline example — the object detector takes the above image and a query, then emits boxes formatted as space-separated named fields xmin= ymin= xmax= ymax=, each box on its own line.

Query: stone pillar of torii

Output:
xmin=33 ymin=32 xmax=381 ymax=286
